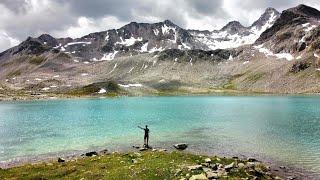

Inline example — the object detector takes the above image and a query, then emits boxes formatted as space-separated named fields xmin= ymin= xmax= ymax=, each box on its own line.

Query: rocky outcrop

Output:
xmin=184 ymin=157 xmax=280 ymax=180
xmin=173 ymin=143 xmax=188 ymax=150
xmin=220 ymin=21 xmax=247 ymax=35
xmin=290 ymin=61 xmax=311 ymax=73
xmin=255 ymin=4 xmax=320 ymax=54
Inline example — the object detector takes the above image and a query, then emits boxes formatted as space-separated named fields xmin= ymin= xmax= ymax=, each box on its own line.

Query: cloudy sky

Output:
xmin=0 ymin=0 xmax=319 ymax=52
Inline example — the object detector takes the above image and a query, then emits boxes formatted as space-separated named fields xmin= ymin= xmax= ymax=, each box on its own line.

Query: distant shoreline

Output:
xmin=1 ymin=89 xmax=320 ymax=102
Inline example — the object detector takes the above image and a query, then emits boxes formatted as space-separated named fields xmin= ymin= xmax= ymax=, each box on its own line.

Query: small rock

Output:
xmin=99 ymin=149 xmax=109 ymax=155
xmin=265 ymin=172 xmax=272 ymax=176
xmin=247 ymin=157 xmax=257 ymax=162
xmin=189 ymin=173 xmax=208 ymax=180
xmin=209 ymin=163 xmax=217 ymax=170
xmin=188 ymin=165 xmax=203 ymax=171
xmin=202 ymin=167 xmax=212 ymax=173
xmin=253 ymin=167 xmax=265 ymax=177
xmin=58 ymin=157 xmax=65 ymax=163
xmin=132 ymin=159 xmax=138 ymax=164
xmin=217 ymin=169 xmax=227 ymax=177
xmin=275 ymin=176 xmax=283 ymax=180
xmin=201 ymin=163 xmax=209 ymax=167
xmin=152 ymin=149 xmax=157 ymax=152
xmin=158 ymin=149 xmax=167 ymax=152
xmin=174 ymin=169 xmax=182 ymax=176
xmin=254 ymin=166 xmax=265 ymax=172
xmin=186 ymin=173 xmax=190 ymax=178
xmin=287 ymin=176 xmax=296 ymax=180
xmin=204 ymin=158 xmax=212 ymax=163
xmin=232 ymin=156 xmax=238 ymax=159
xmin=132 ymin=145 xmax=140 ymax=149
xmin=224 ymin=162 xmax=235 ymax=171
xmin=246 ymin=162 xmax=255 ymax=168
xmin=237 ymin=163 xmax=245 ymax=169
xmin=206 ymin=171 xmax=218 ymax=179
xmin=173 ymin=143 xmax=188 ymax=150
xmin=139 ymin=147 xmax=148 ymax=151
xmin=85 ymin=151 xmax=98 ymax=157
xmin=279 ymin=166 xmax=286 ymax=169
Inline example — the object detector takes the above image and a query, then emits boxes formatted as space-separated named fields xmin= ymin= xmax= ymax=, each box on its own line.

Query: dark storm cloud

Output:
xmin=54 ymin=0 xmax=227 ymax=29
xmin=0 ymin=0 xmax=28 ymax=13
xmin=57 ymin=0 xmax=136 ymax=21
xmin=186 ymin=0 xmax=225 ymax=16
xmin=236 ymin=0 xmax=296 ymax=11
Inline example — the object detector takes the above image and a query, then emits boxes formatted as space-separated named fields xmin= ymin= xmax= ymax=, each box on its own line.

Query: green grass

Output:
xmin=0 ymin=151 xmax=250 ymax=180
xmin=244 ymin=73 xmax=265 ymax=83
xmin=29 ymin=56 xmax=47 ymax=65
xmin=68 ymin=81 xmax=123 ymax=96
xmin=222 ymin=81 xmax=236 ymax=90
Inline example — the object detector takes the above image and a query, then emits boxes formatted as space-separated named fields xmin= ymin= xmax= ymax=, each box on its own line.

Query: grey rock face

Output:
xmin=250 ymin=7 xmax=280 ymax=31
xmin=256 ymin=4 xmax=320 ymax=45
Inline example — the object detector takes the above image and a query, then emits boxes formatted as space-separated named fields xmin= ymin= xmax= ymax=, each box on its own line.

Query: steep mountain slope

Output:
xmin=0 ymin=4 xmax=320 ymax=98
xmin=255 ymin=4 xmax=320 ymax=57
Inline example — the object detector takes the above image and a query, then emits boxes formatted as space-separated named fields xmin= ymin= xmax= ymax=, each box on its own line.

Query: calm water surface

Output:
xmin=0 ymin=96 xmax=319 ymax=174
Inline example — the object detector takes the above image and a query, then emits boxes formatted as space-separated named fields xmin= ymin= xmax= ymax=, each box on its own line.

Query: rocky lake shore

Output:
xmin=0 ymin=145 xmax=315 ymax=180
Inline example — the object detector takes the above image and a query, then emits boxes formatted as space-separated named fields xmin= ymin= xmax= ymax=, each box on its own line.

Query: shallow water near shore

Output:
xmin=0 ymin=96 xmax=320 ymax=175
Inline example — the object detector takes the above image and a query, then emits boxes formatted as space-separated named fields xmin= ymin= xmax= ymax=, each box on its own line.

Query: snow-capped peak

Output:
xmin=190 ymin=7 xmax=280 ymax=50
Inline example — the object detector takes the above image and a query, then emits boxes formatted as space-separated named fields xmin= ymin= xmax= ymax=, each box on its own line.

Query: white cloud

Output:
xmin=0 ymin=30 xmax=20 ymax=52
xmin=53 ymin=16 xmax=126 ymax=38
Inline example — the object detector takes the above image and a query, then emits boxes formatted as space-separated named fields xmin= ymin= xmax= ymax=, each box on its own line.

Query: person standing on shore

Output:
xmin=138 ymin=125 xmax=149 ymax=147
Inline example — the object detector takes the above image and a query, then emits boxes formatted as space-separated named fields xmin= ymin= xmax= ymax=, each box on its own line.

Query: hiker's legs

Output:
xmin=146 ymin=136 xmax=149 ymax=146
xmin=144 ymin=136 xmax=147 ymax=145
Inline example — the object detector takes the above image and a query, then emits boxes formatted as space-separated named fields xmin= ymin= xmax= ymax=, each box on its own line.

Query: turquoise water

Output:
xmin=0 ymin=96 xmax=320 ymax=174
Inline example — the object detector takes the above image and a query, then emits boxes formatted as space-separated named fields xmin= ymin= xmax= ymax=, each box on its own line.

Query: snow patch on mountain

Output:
xmin=118 ymin=83 xmax=143 ymax=88
xmin=116 ymin=36 xmax=143 ymax=46
xmin=105 ymin=32 xmax=109 ymax=41
xmin=65 ymin=41 xmax=92 ymax=47
xmin=140 ymin=42 xmax=148 ymax=52
xmin=149 ymin=46 xmax=164 ymax=53
xmin=153 ymin=29 xmax=159 ymax=36
xmin=162 ymin=24 xmax=175 ymax=34
xmin=101 ymin=51 xmax=119 ymax=61
xmin=190 ymin=9 xmax=279 ymax=50
xmin=254 ymin=44 xmax=294 ymax=61
xmin=98 ymin=88 xmax=107 ymax=94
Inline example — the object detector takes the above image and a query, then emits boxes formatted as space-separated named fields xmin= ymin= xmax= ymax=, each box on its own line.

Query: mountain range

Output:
xmin=0 ymin=4 xmax=320 ymax=98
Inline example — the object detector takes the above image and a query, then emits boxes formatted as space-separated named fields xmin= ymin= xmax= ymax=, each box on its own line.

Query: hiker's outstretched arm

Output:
xmin=138 ymin=126 xmax=144 ymax=130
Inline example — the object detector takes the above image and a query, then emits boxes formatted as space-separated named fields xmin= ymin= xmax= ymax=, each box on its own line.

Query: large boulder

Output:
xmin=173 ymin=143 xmax=188 ymax=150
xmin=58 ymin=157 xmax=65 ymax=163
xmin=85 ymin=151 xmax=98 ymax=157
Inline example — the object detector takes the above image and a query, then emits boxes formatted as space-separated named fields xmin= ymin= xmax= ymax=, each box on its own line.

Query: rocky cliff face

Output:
xmin=255 ymin=4 xmax=320 ymax=56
